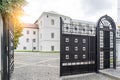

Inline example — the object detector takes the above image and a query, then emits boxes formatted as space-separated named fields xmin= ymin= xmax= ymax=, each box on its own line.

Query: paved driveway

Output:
xmin=11 ymin=52 xmax=116 ymax=80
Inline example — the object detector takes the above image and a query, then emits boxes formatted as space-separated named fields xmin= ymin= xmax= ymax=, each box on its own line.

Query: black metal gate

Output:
xmin=60 ymin=17 xmax=96 ymax=76
xmin=96 ymin=15 xmax=116 ymax=70
xmin=1 ymin=18 xmax=14 ymax=80
xmin=60 ymin=15 xmax=116 ymax=76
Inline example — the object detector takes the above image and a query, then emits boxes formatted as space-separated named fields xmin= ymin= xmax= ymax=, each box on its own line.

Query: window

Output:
xmin=27 ymin=30 xmax=29 ymax=34
xmin=65 ymin=55 xmax=69 ymax=59
xmin=33 ymin=31 xmax=36 ymax=35
xmin=83 ymin=54 xmax=86 ymax=59
xmin=51 ymin=19 xmax=54 ymax=25
xmin=86 ymin=24 xmax=89 ymax=27
xmin=23 ymin=47 xmax=26 ymax=50
xmin=79 ymin=23 xmax=82 ymax=26
xmin=40 ymin=33 xmax=42 ymax=39
xmin=51 ymin=46 xmax=54 ymax=51
xmin=33 ymin=39 xmax=36 ymax=42
xmin=65 ymin=46 xmax=69 ymax=51
xmin=82 ymin=47 xmax=86 ymax=51
xmin=41 ymin=21 xmax=42 ymax=26
xmin=47 ymin=15 xmax=49 ymax=18
xmin=65 ymin=38 xmax=69 ymax=42
xmin=33 ymin=47 xmax=36 ymax=50
xmin=83 ymin=39 xmax=86 ymax=43
xmin=74 ymin=46 xmax=78 ymax=51
xmin=74 ymin=55 xmax=78 ymax=59
xmin=74 ymin=38 xmax=78 ymax=43
xmin=40 ymin=46 xmax=42 ymax=51
xmin=51 ymin=33 xmax=54 ymax=38
xmin=26 ymin=38 xmax=29 ymax=42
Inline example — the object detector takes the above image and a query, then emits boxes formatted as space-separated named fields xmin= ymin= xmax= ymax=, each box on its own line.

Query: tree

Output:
xmin=0 ymin=0 xmax=27 ymax=49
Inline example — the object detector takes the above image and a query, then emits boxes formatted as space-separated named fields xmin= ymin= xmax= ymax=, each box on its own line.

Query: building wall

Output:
xmin=116 ymin=29 xmax=120 ymax=66
xmin=117 ymin=0 xmax=120 ymax=25
xmin=16 ymin=28 xmax=39 ymax=51
xmin=38 ymin=13 xmax=71 ymax=51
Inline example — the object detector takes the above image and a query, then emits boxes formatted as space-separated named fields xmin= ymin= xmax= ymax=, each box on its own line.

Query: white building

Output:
xmin=35 ymin=11 xmax=96 ymax=51
xmin=34 ymin=11 xmax=71 ymax=51
xmin=118 ymin=0 xmax=120 ymax=25
xmin=116 ymin=0 xmax=120 ymax=66
xmin=16 ymin=11 xmax=96 ymax=51
xmin=16 ymin=23 xmax=39 ymax=51
xmin=116 ymin=29 xmax=120 ymax=66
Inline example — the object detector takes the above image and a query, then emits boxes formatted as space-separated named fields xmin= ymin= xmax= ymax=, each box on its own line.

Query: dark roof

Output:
xmin=23 ymin=23 xmax=39 ymax=29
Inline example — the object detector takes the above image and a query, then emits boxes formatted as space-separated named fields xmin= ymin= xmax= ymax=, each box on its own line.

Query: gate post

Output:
xmin=0 ymin=14 xmax=3 ymax=80
xmin=1 ymin=15 xmax=9 ymax=80
xmin=60 ymin=17 xmax=63 ymax=76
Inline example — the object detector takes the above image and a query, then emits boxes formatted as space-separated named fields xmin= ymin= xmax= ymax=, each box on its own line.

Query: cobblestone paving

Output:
xmin=62 ymin=73 xmax=116 ymax=80
xmin=99 ymin=68 xmax=120 ymax=79
xmin=11 ymin=52 xmax=117 ymax=80
xmin=11 ymin=52 xmax=60 ymax=80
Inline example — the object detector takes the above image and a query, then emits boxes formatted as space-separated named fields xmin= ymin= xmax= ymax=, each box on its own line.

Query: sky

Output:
xmin=21 ymin=0 xmax=117 ymax=23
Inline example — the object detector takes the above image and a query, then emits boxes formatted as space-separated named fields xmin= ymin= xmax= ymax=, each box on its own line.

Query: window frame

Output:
xmin=26 ymin=30 xmax=29 ymax=34
xmin=26 ymin=38 xmax=29 ymax=42
xmin=51 ymin=19 xmax=54 ymax=25
xmin=51 ymin=33 xmax=54 ymax=38
xmin=51 ymin=46 xmax=54 ymax=51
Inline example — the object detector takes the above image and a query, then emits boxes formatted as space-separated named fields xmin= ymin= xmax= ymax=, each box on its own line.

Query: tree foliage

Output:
xmin=0 ymin=0 xmax=27 ymax=49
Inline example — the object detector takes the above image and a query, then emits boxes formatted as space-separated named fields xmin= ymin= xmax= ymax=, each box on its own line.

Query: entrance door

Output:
xmin=96 ymin=15 xmax=116 ymax=70
xmin=103 ymin=31 xmax=110 ymax=69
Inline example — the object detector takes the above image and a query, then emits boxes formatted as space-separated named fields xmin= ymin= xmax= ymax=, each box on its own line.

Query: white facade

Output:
xmin=116 ymin=29 xmax=120 ymax=66
xmin=16 ymin=24 xmax=39 ymax=51
xmin=34 ymin=11 xmax=95 ymax=51
xmin=117 ymin=0 xmax=120 ymax=66
xmin=117 ymin=0 xmax=120 ymax=25
xmin=36 ymin=11 xmax=71 ymax=51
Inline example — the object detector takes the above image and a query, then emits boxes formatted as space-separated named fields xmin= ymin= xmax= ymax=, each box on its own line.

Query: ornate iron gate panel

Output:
xmin=96 ymin=15 xmax=116 ymax=70
xmin=60 ymin=18 xmax=96 ymax=76
xmin=8 ymin=22 xmax=14 ymax=79
xmin=1 ymin=19 xmax=14 ymax=80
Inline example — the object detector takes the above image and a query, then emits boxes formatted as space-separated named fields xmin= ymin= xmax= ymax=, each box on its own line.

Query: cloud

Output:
xmin=22 ymin=0 xmax=117 ymax=23
xmin=81 ymin=0 xmax=113 ymax=15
